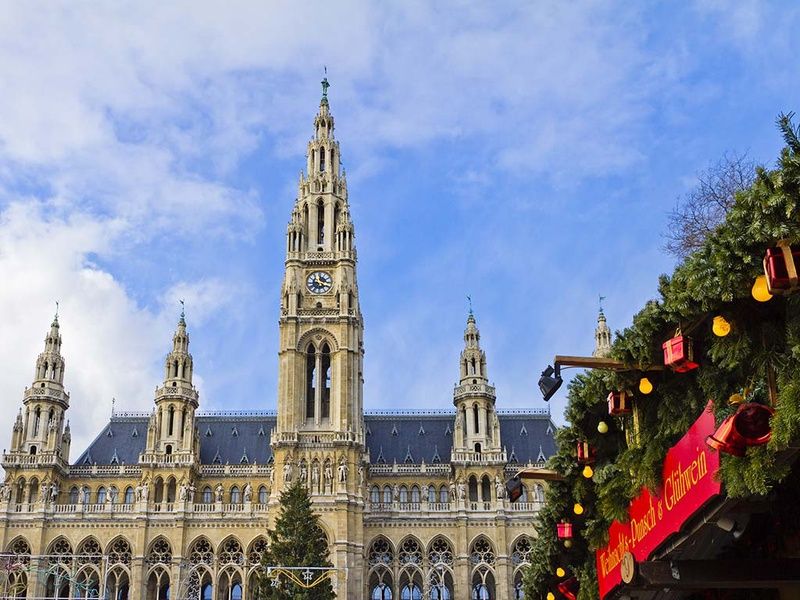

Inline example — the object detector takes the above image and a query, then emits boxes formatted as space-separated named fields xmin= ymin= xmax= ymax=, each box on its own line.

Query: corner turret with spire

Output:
xmin=452 ymin=301 xmax=504 ymax=464
xmin=593 ymin=295 xmax=612 ymax=358
xmin=4 ymin=304 xmax=72 ymax=478
xmin=140 ymin=302 xmax=200 ymax=465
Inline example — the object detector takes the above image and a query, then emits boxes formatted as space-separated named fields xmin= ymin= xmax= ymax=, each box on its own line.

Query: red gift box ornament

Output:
xmin=607 ymin=390 xmax=632 ymax=416
xmin=557 ymin=521 xmax=573 ymax=539
xmin=764 ymin=240 xmax=800 ymax=295
xmin=576 ymin=441 xmax=594 ymax=464
xmin=662 ymin=330 xmax=699 ymax=373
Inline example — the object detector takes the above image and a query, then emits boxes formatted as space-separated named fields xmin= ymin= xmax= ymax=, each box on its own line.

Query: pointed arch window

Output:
xmin=168 ymin=405 xmax=175 ymax=436
xmin=306 ymin=344 xmax=316 ymax=419
xmin=317 ymin=199 xmax=325 ymax=245
xmin=33 ymin=407 xmax=41 ymax=436
xmin=330 ymin=147 xmax=335 ymax=172
xmin=468 ymin=476 xmax=478 ymax=502
xmin=320 ymin=148 xmax=326 ymax=172
xmin=321 ymin=343 xmax=331 ymax=419
xmin=473 ymin=404 xmax=480 ymax=434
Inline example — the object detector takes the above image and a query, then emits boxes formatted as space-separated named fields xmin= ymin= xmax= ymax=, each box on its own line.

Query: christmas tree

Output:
xmin=255 ymin=481 xmax=336 ymax=600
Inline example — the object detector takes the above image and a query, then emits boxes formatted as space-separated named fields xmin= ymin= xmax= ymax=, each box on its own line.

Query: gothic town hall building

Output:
xmin=0 ymin=83 xmax=557 ymax=600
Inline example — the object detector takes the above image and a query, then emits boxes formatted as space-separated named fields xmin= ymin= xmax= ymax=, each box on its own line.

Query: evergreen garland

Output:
xmin=255 ymin=481 xmax=335 ymax=600
xmin=523 ymin=114 xmax=800 ymax=600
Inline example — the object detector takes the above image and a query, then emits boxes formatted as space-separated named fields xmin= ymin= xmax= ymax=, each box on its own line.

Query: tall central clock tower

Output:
xmin=271 ymin=79 xmax=366 ymax=596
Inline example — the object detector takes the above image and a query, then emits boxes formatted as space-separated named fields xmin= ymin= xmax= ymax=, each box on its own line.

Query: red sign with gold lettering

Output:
xmin=596 ymin=403 xmax=721 ymax=598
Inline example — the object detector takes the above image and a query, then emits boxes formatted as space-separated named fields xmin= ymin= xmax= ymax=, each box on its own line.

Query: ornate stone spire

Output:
xmin=593 ymin=299 xmax=612 ymax=358
xmin=452 ymin=309 xmax=503 ymax=462
xmin=164 ymin=301 xmax=193 ymax=385
xmin=5 ymin=309 xmax=71 ymax=462
xmin=140 ymin=304 xmax=200 ymax=464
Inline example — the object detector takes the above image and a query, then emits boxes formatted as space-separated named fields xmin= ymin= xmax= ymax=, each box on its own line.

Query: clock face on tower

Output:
xmin=306 ymin=271 xmax=333 ymax=294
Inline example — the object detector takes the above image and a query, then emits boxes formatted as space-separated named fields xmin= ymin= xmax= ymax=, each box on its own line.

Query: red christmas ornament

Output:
xmin=607 ymin=390 xmax=632 ymax=416
xmin=764 ymin=241 xmax=800 ymax=294
xmin=557 ymin=521 xmax=573 ymax=539
xmin=706 ymin=402 xmax=775 ymax=457
xmin=576 ymin=441 xmax=594 ymax=464
xmin=662 ymin=331 xmax=699 ymax=372
xmin=557 ymin=577 xmax=579 ymax=600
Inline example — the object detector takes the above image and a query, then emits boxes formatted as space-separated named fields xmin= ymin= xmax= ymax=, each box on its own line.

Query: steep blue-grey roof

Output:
xmin=73 ymin=413 xmax=277 ymax=467
xmin=74 ymin=410 xmax=556 ymax=466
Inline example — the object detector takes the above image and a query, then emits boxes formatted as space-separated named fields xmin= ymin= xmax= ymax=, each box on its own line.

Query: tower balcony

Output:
xmin=155 ymin=383 xmax=199 ymax=403
xmin=453 ymin=382 xmax=496 ymax=400
xmin=285 ymin=249 xmax=357 ymax=263
xmin=23 ymin=384 xmax=69 ymax=405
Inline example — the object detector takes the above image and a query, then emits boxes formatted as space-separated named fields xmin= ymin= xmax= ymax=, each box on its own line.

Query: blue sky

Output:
xmin=1 ymin=1 xmax=799 ymax=456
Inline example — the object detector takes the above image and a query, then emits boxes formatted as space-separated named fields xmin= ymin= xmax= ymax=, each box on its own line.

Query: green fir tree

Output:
xmin=255 ymin=481 xmax=335 ymax=600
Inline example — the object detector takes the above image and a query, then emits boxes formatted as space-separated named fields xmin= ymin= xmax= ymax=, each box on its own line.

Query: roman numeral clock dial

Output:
xmin=306 ymin=271 xmax=333 ymax=294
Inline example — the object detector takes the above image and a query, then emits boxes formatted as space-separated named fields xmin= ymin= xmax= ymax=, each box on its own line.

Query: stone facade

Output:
xmin=0 ymin=82 xmax=557 ymax=600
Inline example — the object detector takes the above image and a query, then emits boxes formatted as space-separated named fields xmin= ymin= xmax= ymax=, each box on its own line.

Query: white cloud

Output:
xmin=0 ymin=1 xmax=770 ymax=456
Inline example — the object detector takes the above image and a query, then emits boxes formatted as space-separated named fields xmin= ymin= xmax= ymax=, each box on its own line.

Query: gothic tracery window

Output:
xmin=248 ymin=537 xmax=268 ymax=565
xmin=469 ymin=537 xmax=495 ymax=566
xmin=511 ymin=536 xmax=532 ymax=566
xmin=146 ymin=538 xmax=173 ymax=565
xmin=219 ymin=538 xmax=244 ymax=565
xmin=189 ymin=538 xmax=214 ymax=565
xmin=77 ymin=537 xmax=102 ymax=565
xmin=108 ymin=538 xmax=132 ymax=566
xmin=399 ymin=538 xmax=422 ymax=566
xmin=368 ymin=537 xmax=393 ymax=567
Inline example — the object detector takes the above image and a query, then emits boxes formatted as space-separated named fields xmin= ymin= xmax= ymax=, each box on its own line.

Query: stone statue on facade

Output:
xmin=50 ymin=482 xmax=59 ymax=503
xmin=0 ymin=484 xmax=11 ymax=502
xmin=449 ymin=480 xmax=456 ymax=502
xmin=495 ymin=476 xmax=505 ymax=500
xmin=283 ymin=461 xmax=293 ymax=482
xmin=243 ymin=483 xmax=252 ymax=503
xmin=215 ymin=483 xmax=224 ymax=502
xmin=312 ymin=463 xmax=320 ymax=488
xmin=179 ymin=483 xmax=188 ymax=502
xmin=457 ymin=480 xmax=466 ymax=500
xmin=300 ymin=463 xmax=308 ymax=483
xmin=338 ymin=457 xmax=348 ymax=482
xmin=324 ymin=462 xmax=333 ymax=487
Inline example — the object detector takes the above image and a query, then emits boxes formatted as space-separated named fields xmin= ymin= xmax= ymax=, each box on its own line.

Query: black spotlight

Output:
xmin=538 ymin=364 xmax=562 ymax=401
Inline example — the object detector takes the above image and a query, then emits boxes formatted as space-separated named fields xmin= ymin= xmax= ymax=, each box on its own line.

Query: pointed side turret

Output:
xmin=4 ymin=310 xmax=71 ymax=464
xmin=140 ymin=307 xmax=200 ymax=465
xmin=452 ymin=310 xmax=504 ymax=464
xmin=593 ymin=307 xmax=612 ymax=358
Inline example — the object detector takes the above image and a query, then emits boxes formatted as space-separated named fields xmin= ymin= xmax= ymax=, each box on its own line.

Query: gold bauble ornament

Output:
xmin=752 ymin=275 xmax=773 ymax=302
xmin=597 ymin=421 xmax=609 ymax=434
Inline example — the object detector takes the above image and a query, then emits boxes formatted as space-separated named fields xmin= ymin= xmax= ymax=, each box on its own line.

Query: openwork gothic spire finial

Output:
xmin=179 ymin=299 xmax=186 ymax=325
xmin=467 ymin=295 xmax=473 ymax=315
xmin=52 ymin=300 xmax=59 ymax=326
xmin=598 ymin=294 xmax=606 ymax=315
